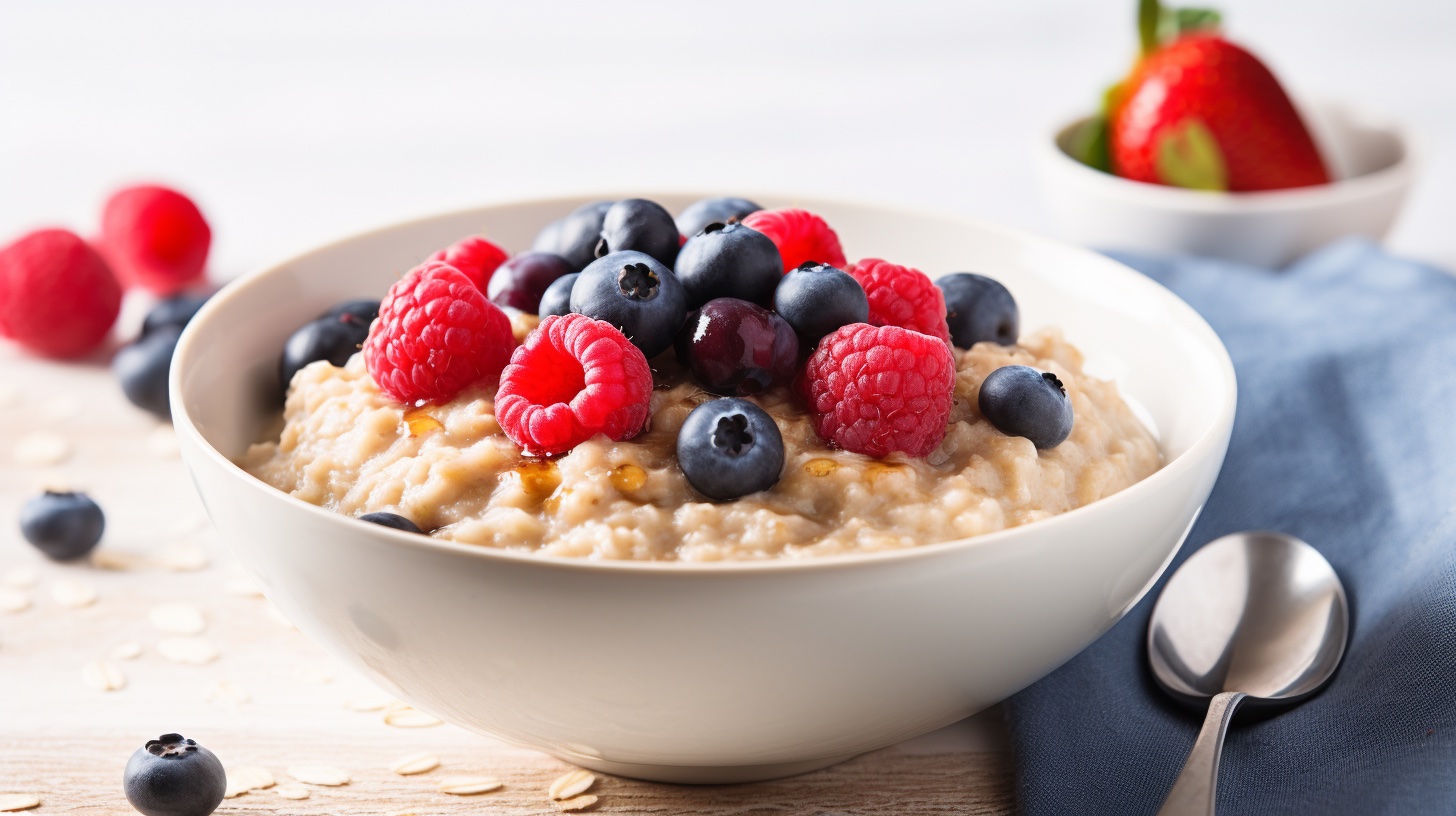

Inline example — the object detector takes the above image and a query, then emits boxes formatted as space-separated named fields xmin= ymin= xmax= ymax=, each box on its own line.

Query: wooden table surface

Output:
xmin=0 ymin=338 xmax=1016 ymax=815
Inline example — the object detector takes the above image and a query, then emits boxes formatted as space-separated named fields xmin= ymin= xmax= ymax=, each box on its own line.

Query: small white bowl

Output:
xmin=170 ymin=194 xmax=1235 ymax=783
xmin=1036 ymin=101 xmax=1416 ymax=267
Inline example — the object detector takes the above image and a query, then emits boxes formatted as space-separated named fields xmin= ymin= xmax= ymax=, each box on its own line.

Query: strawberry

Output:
xmin=1072 ymin=0 xmax=1330 ymax=192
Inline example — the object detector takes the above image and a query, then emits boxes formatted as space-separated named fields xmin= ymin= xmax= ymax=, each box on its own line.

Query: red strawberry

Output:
xmin=1082 ymin=1 xmax=1330 ymax=192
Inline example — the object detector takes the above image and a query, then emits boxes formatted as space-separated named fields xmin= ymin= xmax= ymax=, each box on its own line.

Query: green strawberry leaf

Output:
xmin=1155 ymin=119 xmax=1228 ymax=191
xmin=1138 ymin=0 xmax=1163 ymax=55
xmin=1158 ymin=7 xmax=1222 ymax=40
xmin=1069 ymin=83 xmax=1123 ymax=173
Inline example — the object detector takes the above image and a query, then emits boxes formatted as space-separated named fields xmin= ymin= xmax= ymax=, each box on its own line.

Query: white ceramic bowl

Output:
xmin=170 ymin=194 xmax=1236 ymax=783
xmin=1036 ymin=101 xmax=1416 ymax=267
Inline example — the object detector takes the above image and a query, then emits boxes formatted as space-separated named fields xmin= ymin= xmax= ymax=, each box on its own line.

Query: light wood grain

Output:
xmin=0 ymin=342 xmax=1013 ymax=814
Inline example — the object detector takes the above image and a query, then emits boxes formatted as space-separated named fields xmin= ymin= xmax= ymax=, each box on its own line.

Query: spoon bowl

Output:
xmin=1149 ymin=531 xmax=1350 ymax=706
xmin=1147 ymin=531 xmax=1349 ymax=815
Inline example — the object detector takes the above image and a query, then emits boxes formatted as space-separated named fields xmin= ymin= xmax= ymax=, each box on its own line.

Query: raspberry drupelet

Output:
xmin=847 ymin=258 xmax=952 ymax=343
xmin=740 ymin=208 xmax=847 ymax=272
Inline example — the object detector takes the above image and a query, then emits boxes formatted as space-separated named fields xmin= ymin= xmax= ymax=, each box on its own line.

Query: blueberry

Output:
xmin=675 ymin=299 xmax=798 ymax=396
xmin=123 ymin=733 xmax=227 ymax=816
xmin=279 ymin=313 xmax=371 ymax=390
xmin=674 ymin=221 xmax=783 ymax=308
xmin=113 ymin=325 xmax=183 ymax=419
xmin=675 ymin=196 xmax=762 ymax=237
xmin=938 ymin=273 xmax=1019 ymax=348
xmin=20 ymin=490 xmax=105 ymax=561
xmin=676 ymin=398 xmax=785 ymax=501
xmin=978 ymin=365 xmax=1074 ymax=449
xmin=538 ymin=272 xmax=579 ymax=319
xmin=487 ymin=252 xmax=572 ymax=312
xmin=320 ymin=298 xmax=381 ymax=325
xmin=772 ymin=262 xmax=869 ymax=342
xmin=141 ymin=294 xmax=209 ymax=337
xmin=553 ymin=200 xmax=613 ymax=272
xmin=531 ymin=217 xmax=564 ymax=254
xmin=570 ymin=251 xmax=687 ymax=358
xmin=596 ymin=198 xmax=679 ymax=268
xmin=358 ymin=511 xmax=424 ymax=534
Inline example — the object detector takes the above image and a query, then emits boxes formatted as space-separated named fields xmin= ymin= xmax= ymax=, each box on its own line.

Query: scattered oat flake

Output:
xmin=389 ymin=752 xmax=440 ymax=775
xmin=275 ymin=786 xmax=310 ymax=800
xmin=207 ymin=680 xmax=251 ymax=706
xmin=437 ymin=776 xmax=502 ymax=795
xmin=150 ymin=602 xmax=206 ymax=634
xmin=111 ymin=641 xmax=143 ymax=660
xmin=555 ymin=794 xmax=599 ymax=812
xmin=384 ymin=706 xmax=442 ymax=728
xmin=157 ymin=637 xmax=219 ymax=665
xmin=0 ymin=589 xmax=31 ymax=614
xmin=50 ymin=578 xmax=98 ymax=608
xmin=2 ymin=566 xmax=38 ymax=588
xmin=223 ymin=765 xmax=276 ymax=798
xmin=0 ymin=793 xmax=41 ymax=812
xmin=148 ymin=425 xmax=181 ymax=458
xmin=82 ymin=660 xmax=126 ymax=691
xmin=345 ymin=693 xmax=398 ymax=712
xmin=224 ymin=575 xmax=263 ymax=597
xmin=288 ymin=765 xmax=350 ymax=786
xmin=154 ymin=544 xmax=209 ymax=572
xmin=264 ymin=602 xmax=295 ymax=628
xmin=13 ymin=431 xmax=71 ymax=466
xmin=549 ymin=769 xmax=595 ymax=800
xmin=91 ymin=549 xmax=149 ymax=571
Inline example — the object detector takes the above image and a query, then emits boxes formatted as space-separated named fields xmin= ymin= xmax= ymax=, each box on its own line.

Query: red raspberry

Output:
xmin=847 ymin=258 xmax=951 ymax=343
xmin=428 ymin=236 xmax=509 ymax=291
xmin=740 ymin=208 xmax=847 ymax=271
xmin=363 ymin=261 xmax=515 ymax=404
xmin=0 ymin=229 xmax=122 ymax=359
xmin=496 ymin=314 xmax=652 ymax=455
xmin=800 ymin=323 xmax=955 ymax=458
xmin=99 ymin=185 xmax=211 ymax=295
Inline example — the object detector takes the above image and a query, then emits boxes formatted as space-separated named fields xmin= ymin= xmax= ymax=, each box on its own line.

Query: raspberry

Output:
xmin=363 ymin=261 xmax=514 ymax=404
xmin=427 ymin=236 xmax=509 ymax=291
xmin=99 ymin=185 xmax=211 ymax=295
xmin=0 ymin=229 xmax=122 ymax=359
xmin=847 ymin=258 xmax=951 ymax=343
xmin=740 ymin=208 xmax=847 ymax=271
xmin=495 ymin=314 xmax=652 ymax=455
xmin=799 ymin=323 xmax=956 ymax=458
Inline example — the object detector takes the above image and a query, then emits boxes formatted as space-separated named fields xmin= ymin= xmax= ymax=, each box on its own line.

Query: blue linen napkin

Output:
xmin=1003 ymin=238 xmax=1456 ymax=816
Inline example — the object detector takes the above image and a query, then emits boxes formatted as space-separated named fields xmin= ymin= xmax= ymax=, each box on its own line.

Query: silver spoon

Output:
xmin=1147 ymin=531 xmax=1349 ymax=816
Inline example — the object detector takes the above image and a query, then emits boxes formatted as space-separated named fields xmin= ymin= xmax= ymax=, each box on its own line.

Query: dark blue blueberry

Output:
xmin=113 ymin=325 xmax=183 ymax=419
xmin=570 ymin=251 xmax=686 ymax=359
xmin=320 ymin=298 xmax=380 ymax=325
xmin=358 ymin=511 xmax=424 ymax=534
xmin=676 ymin=398 xmax=785 ymax=501
xmin=937 ymin=272 xmax=1018 ymax=348
xmin=978 ymin=365 xmax=1074 ymax=449
xmin=596 ymin=198 xmax=679 ymax=268
xmin=674 ymin=221 xmax=783 ymax=308
xmin=772 ymin=262 xmax=869 ymax=342
xmin=674 ymin=299 xmax=798 ymax=396
xmin=553 ymin=200 xmax=613 ymax=272
xmin=141 ymin=294 xmax=209 ymax=337
xmin=531 ymin=217 xmax=564 ymax=254
xmin=20 ymin=490 xmax=105 ymax=561
xmin=675 ymin=196 xmax=762 ymax=237
xmin=487 ymin=252 xmax=572 ymax=313
xmin=538 ymin=272 xmax=579 ymax=319
xmin=123 ymin=733 xmax=227 ymax=816
xmin=279 ymin=313 xmax=371 ymax=390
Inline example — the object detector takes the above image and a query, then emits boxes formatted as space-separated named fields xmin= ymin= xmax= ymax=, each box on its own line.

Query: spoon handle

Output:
xmin=1156 ymin=690 xmax=1246 ymax=816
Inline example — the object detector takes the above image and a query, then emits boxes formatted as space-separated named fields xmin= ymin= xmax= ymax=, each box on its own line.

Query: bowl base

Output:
xmin=558 ymin=752 xmax=858 ymax=784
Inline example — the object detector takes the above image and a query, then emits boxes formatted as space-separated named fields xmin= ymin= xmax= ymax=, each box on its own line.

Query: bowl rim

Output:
xmin=1038 ymin=100 xmax=1418 ymax=213
xmin=170 ymin=191 xmax=1238 ymax=575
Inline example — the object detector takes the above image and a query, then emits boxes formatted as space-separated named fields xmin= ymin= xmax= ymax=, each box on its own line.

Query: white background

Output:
xmin=2 ymin=0 xmax=1454 ymax=275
